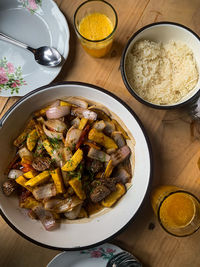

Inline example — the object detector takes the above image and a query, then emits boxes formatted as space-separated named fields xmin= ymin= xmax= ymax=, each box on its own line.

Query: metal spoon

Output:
xmin=0 ymin=32 xmax=62 ymax=67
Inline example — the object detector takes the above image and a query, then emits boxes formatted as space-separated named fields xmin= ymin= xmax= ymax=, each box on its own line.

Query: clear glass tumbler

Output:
xmin=74 ymin=0 xmax=118 ymax=58
xmin=151 ymin=185 xmax=200 ymax=237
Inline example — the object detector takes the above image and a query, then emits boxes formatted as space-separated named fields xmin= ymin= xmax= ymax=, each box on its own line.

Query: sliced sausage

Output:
xmin=2 ymin=179 xmax=18 ymax=196
xmin=32 ymin=157 xmax=51 ymax=171
xmin=90 ymin=185 xmax=111 ymax=203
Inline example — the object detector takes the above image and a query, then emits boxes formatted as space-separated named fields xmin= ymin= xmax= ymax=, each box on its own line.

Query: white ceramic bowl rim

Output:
xmin=0 ymin=81 xmax=153 ymax=251
xmin=120 ymin=21 xmax=200 ymax=109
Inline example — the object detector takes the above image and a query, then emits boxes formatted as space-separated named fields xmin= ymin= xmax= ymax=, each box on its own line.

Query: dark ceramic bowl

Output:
xmin=121 ymin=22 xmax=200 ymax=109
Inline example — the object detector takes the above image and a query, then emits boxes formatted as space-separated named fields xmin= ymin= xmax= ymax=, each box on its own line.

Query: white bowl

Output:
xmin=121 ymin=22 xmax=200 ymax=109
xmin=0 ymin=82 xmax=152 ymax=250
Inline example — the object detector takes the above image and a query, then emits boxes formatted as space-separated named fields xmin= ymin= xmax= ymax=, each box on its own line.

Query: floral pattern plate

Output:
xmin=47 ymin=243 xmax=124 ymax=267
xmin=0 ymin=0 xmax=69 ymax=97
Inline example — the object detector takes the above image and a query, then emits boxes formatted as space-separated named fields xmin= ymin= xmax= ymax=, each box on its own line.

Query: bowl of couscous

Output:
xmin=120 ymin=22 xmax=200 ymax=109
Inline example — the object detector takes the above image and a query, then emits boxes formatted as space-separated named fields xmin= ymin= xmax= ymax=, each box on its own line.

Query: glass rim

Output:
xmin=157 ymin=190 xmax=200 ymax=237
xmin=73 ymin=0 xmax=118 ymax=43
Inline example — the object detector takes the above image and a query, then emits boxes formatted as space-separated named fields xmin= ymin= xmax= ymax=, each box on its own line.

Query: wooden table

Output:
xmin=1 ymin=0 xmax=200 ymax=266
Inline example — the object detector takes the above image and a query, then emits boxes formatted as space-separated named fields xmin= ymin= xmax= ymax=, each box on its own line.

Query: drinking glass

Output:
xmin=74 ymin=0 xmax=118 ymax=58
xmin=151 ymin=185 xmax=200 ymax=237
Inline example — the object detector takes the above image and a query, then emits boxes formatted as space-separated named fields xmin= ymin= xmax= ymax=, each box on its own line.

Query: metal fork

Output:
xmin=106 ymin=251 xmax=143 ymax=267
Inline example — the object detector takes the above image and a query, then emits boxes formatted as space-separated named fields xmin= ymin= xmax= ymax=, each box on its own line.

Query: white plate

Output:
xmin=0 ymin=82 xmax=152 ymax=249
xmin=47 ymin=243 xmax=124 ymax=267
xmin=0 ymin=0 xmax=69 ymax=97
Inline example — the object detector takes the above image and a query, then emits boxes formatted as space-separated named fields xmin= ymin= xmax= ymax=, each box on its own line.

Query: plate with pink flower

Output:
xmin=47 ymin=243 xmax=124 ymax=267
xmin=0 ymin=0 xmax=69 ymax=97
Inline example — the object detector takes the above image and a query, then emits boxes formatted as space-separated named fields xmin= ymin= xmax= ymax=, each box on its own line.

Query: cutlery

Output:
xmin=0 ymin=32 xmax=62 ymax=67
xmin=106 ymin=251 xmax=142 ymax=267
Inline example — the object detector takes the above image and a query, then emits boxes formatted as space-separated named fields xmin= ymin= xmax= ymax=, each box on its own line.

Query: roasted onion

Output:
xmin=64 ymin=97 xmax=88 ymax=108
xmin=46 ymin=106 xmax=70 ymax=119
xmin=44 ymin=119 xmax=67 ymax=133
xmin=43 ymin=124 xmax=63 ymax=140
xmin=8 ymin=169 xmax=24 ymax=179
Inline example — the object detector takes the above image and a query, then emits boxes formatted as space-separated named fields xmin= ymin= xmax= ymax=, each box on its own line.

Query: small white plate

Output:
xmin=47 ymin=243 xmax=124 ymax=267
xmin=0 ymin=0 xmax=69 ymax=97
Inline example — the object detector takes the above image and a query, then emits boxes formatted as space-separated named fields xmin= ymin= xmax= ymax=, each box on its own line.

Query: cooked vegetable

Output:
xmin=21 ymin=162 xmax=34 ymax=173
xmin=88 ymin=147 xmax=110 ymax=162
xmin=32 ymin=183 xmax=57 ymax=201
xmin=3 ymin=97 xmax=134 ymax=231
xmin=62 ymin=149 xmax=83 ymax=172
xmin=27 ymin=129 xmax=38 ymax=151
xmin=32 ymin=205 xmax=57 ymax=231
xmin=16 ymin=176 xmax=33 ymax=192
xmin=101 ymin=183 xmax=126 ymax=207
xmin=93 ymin=120 xmax=106 ymax=131
xmin=104 ymin=160 xmax=113 ymax=178
xmin=23 ymin=170 xmax=38 ymax=179
xmin=42 ymin=139 xmax=54 ymax=157
xmin=71 ymin=107 xmax=97 ymax=120
xmin=50 ymin=168 xmax=65 ymax=194
xmin=65 ymin=126 xmax=82 ymax=150
xmin=103 ymin=121 xmax=116 ymax=135
xmin=76 ymin=125 xmax=90 ymax=150
xmin=60 ymin=100 xmax=72 ymax=107
xmin=20 ymin=196 xmax=40 ymax=209
xmin=43 ymin=124 xmax=63 ymax=140
xmin=46 ymin=105 xmax=70 ymax=119
xmin=8 ymin=169 xmax=24 ymax=179
xmin=62 ymin=147 xmax=73 ymax=161
xmin=112 ymin=119 xmax=130 ymax=139
xmin=13 ymin=119 xmax=35 ymax=147
xmin=69 ymin=177 xmax=86 ymax=200
xmin=88 ymin=106 xmax=111 ymax=121
xmin=115 ymin=167 xmax=131 ymax=184
xmin=18 ymin=147 xmax=33 ymax=161
xmin=35 ymin=139 xmax=44 ymax=156
xmin=88 ymin=128 xmax=118 ymax=149
xmin=44 ymin=119 xmax=67 ymax=133
xmin=83 ymin=141 xmax=101 ymax=150
xmin=44 ymin=198 xmax=63 ymax=211
xmin=64 ymin=97 xmax=88 ymax=108
xmin=25 ymin=171 xmax=50 ymax=187
xmin=79 ymin=118 xmax=88 ymax=130
xmin=53 ymin=196 xmax=83 ymax=213
xmin=34 ymin=105 xmax=53 ymax=117
xmin=35 ymin=122 xmax=46 ymax=141
xmin=64 ymin=203 xmax=82 ymax=220
xmin=111 ymin=145 xmax=131 ymax=166
xmin=71 ymin=117 xmax=81 ymax=128
xmin=112 ymin=131 xmax=126 ymax=148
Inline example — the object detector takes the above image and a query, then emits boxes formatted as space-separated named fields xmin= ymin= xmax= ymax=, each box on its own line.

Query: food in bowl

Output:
xmin=125 ymin=39 xmax=199 ymax=105
xmin=2 ymin=97 xmax=134 ymax=231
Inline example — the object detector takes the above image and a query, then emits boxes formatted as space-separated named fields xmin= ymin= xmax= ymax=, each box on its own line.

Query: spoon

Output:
xmin=0 ymin=32 xmax=62 ymax=67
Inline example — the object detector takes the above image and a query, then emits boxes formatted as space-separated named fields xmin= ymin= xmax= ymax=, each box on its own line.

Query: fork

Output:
xmin=106 ymin=251 xmax=142 ymax=267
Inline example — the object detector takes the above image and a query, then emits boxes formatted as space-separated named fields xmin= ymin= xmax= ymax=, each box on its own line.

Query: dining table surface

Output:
xmin=1 ymin=0 xmax=200 ymax=266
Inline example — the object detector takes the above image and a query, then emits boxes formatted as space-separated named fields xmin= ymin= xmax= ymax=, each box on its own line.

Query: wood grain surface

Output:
xmin=1 ymin=0 xmax=200 ymax=266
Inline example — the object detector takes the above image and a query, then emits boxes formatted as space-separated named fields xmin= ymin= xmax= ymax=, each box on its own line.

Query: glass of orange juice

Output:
xmin=151 ymin=185 xmax=200 ymax=237
xmin=74 ymin=0 xmax=118 ymax=58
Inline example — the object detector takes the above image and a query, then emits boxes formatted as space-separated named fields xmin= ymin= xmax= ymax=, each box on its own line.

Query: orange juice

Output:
xmin=159 ymin=192 xmax=195 ymax=228
xmin=78 ymin=12 xmax=114 ymax=57
xmin=151 ymin=185 xmax=200 ymax=236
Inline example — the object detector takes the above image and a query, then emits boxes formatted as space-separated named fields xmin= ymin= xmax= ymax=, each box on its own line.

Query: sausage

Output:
xmin=86 ymin=159 xmax=104 ymax=173
xmin=32 ymin=157 xmax=51 ymax=171
xmin=90 ymin=185 xmax=111 ymax=203
xmin=91 ymin=178 xmax=119 ymax=192
xmin=2 ymin=179 xmax=18 ymax=196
